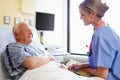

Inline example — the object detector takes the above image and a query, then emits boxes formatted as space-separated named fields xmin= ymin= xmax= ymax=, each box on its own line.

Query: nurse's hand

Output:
xmin=68 ymin=64 xmax=81 ymax=71
xmin=68 ymin=63 xmax=89 ymax=71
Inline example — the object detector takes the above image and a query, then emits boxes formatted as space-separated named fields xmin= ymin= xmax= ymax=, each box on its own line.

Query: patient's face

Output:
xmin=15 ymin=23 xmax=33 ymax=44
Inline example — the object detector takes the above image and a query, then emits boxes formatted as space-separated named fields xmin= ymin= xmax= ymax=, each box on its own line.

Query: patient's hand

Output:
xmin=58 ymin=63 xmax=67 ymax=69
xmin=68 ymin=64 xmax=81 ymax=71
xmin=49 ymin=55 xmax=57 ymax=62
xmin=68 ymin=63 xmax=89 ymax=71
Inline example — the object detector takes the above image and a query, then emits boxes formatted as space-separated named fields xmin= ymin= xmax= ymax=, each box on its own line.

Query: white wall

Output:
xmin=103 ymin=0 xmax=120 ymax=36
xmin=36 ymin=0 xmax=67 ymax=51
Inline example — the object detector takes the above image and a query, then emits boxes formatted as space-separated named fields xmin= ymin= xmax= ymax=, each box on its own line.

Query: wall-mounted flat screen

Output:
xmin=35 ymin=12 xmax=55 ymax=31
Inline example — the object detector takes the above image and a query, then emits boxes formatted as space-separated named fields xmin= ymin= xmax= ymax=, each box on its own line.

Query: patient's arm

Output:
xmin=22 ymin=56 xmax=56 ymax=69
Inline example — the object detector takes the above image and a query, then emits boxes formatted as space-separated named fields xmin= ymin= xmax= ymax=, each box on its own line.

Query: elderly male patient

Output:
xmin=3 ymin=22 xmax=59 ymax=80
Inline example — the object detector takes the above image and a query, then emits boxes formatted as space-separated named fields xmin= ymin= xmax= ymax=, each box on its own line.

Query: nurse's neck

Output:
xmin=93 ymin=20 xmax=105 ymax=31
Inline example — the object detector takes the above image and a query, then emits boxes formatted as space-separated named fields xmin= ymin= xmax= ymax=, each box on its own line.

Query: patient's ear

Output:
xmin=13 ymin=32 xmax=18 ymax=39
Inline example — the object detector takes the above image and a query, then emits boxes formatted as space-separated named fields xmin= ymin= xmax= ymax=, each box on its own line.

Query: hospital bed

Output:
xmin=0 ymin=26 xmax=104 ymax=80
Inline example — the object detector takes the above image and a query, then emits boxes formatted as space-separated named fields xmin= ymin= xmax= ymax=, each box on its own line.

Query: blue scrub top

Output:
xmin=89 ymin=26 xmax=120 ymax=80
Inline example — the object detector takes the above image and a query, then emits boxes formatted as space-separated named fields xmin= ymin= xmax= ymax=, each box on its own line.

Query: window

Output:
xmin=67 ymin=0 xmax=120 ymax=54
xmin=67 ymin=0 xmax=93 ymax=54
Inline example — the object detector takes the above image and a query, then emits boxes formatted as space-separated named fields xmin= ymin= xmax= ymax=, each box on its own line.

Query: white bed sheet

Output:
xmin=20 ymin=61 xmax=104 ymax=80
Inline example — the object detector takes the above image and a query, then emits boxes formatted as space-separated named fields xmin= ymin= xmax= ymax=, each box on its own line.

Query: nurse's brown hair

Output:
xmin=79 ymin=0 xmax=109 ymax=18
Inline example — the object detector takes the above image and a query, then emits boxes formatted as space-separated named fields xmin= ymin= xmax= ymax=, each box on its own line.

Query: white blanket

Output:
xmin=19 ymin=61 xmax=104 ymax=80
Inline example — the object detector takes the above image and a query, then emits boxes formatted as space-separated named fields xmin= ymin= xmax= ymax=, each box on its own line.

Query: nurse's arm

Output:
xmin=82 ymin=67 xmax=109 ymax=79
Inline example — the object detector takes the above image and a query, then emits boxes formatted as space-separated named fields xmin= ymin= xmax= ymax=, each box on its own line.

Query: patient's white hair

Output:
xmin=12 ymin=22 xmax=27 ymax=33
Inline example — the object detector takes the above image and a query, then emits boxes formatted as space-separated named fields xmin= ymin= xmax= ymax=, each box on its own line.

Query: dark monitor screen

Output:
xmin=35 ymin=12 xmax=55 ymax=31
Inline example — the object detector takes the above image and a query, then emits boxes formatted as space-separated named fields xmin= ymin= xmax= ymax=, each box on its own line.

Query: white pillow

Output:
xmin=30 ymin=27 xmax=49 ymax=55
xmin=0 ymin=27 xmax=13 ymax=80
xmin=0 ymin=27 xmax=15 ymax=54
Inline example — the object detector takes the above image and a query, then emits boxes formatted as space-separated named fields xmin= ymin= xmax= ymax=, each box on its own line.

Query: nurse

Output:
xmin=68 ymin=0 xmax=120 ymax=80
